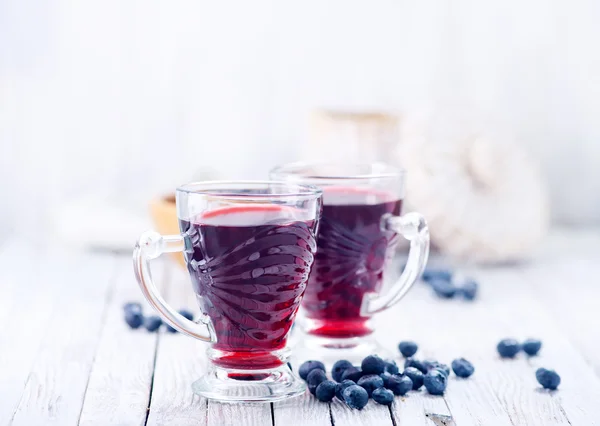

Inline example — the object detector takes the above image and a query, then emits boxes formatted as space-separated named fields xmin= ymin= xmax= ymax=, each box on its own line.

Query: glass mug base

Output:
xmin=191 ymin=363 xmax=305 ymax=403
xmin=289 ymin=330 xmax=394 ymax=368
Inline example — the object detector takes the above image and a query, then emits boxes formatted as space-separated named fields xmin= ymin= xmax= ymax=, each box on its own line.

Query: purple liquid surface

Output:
xmin=179 ymin=205 xmax=317 ymax=369
xmin=302 ymin=187 xmax=402 ymax=338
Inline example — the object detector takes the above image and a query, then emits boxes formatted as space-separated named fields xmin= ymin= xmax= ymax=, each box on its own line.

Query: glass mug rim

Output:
xmin=176 ymin=180 xmax=323 ymax=201
xmin=270 ymin=161 xmax=406 ymax=183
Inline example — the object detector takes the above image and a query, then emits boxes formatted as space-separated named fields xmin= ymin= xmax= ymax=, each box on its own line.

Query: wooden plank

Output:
xmin=330 ymin=397 xmax=393 ymax=426
xmin=273 ymin=389 xmax=331 ymax=426
xmin=78 ymin=258 xmax=164 ymax=426
xmin=521 ymin=251 xmax=600 ymax=375
xmin=207 ymin=402 xmax=272 ymax=426
xmin=502 ymin=266 xmax=600 ymax=426
xmin=0 ymin=241 xmax=64 ymax=426
xmin=146 ymin=264 xmax=208 ymax=426
xmin=375 ymin=268 xmax=454 ymax=426
xmin=9 ymin=248 xmax=117 ymax=426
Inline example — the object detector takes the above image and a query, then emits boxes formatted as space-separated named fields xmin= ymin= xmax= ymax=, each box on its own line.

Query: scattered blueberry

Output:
xmin=341 ymin=367 xmax=363 ymax=382
xmin=178 ymin=309 xmax=194 ymax=321
xmin=357 ymin=374 xmax=384 ymax=397
xmin=125 ymin=310 xmax=143 ymax=329
xmin=335 ymin=380 xmax=356 ymax=401
xmin=433 ymin=364 xmax=451 ymax=378
xmin=123 ymin=302 xmax=142 ymax=314
xmin=422 ymin=268 xmax=453 ymax=282
xmin=342 ymin=385 xmax=369 ymax=410
xmin=522 ymin=339 xmax=542 ymax=356
xmin=165 ymin=324 xmax=178 ymax=333
xmin=332 ymin=360 xmax=353 ymax=382
xmin=299 ymin=360 xmax=326 ymax=380
xmin=497 ymin=339 xmax=521 ymax=358
xmin=403 ymin=367 xmax=424 ymax=390
xmin=398 ymin=341 xmax=418 ymax=358
xmin=143 ymin=315 xmax=162 ymax=332
xmin=384 ymin=374 xmax=413 ymax=396
xmin=361 ymin=355 xmax=385 ymax=375
xmin=451 ymin=358 xmax=475 ymax=378
xmin=536 ymin=368 xmax=560 ymax=390
xmin=458 ymin=279 xmax=478 ymax=300
xmin=315 ymin=380 xmax=337 ymax=402
xmin=404 ymin=358 xmax=428 ymax=374
xmin=380 ymin=373 xmax=392 ymax=388
xmin=307 ymin=369 xmax=328 ymax=395
xmin=372 ymin=388 xmax=394 ymax=406
xmin=430 ymin=279 xmax=458 ymax=299
xmin=384 ymin=360 xmax=399 ymax=375
xmin=423 ymin=369 xmax=448 ymax=395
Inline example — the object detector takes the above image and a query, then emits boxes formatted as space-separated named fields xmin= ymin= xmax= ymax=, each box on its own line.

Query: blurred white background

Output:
xmin=1 ymin=0 xmax=599 ymax=240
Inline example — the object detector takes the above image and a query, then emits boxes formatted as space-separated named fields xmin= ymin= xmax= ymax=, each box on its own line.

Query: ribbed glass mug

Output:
xmin=133 ymin=181 xmax=322 ymax=402
xmin=270 ymin=163 xmax=429 ymax=362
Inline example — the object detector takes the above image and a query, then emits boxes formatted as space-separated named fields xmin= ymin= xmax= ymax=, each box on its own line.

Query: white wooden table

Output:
xmin=1 ymin=230 xmax=599 ymax=426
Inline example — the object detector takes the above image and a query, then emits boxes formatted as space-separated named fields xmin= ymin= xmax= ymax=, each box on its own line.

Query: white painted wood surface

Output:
xmin=1 ymin=229 xmax=600 ymax=425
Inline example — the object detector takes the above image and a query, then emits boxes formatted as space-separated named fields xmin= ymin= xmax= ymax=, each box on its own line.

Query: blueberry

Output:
xmin=299 ymin=360 xmax=326 ymax=380
xmin=125 ymin=310 xmax=143 ymax=329
xmin=342 ymin=385 xmax=369 ymax=410
xmin=143 ymin=315 xmax=162 ymax=332
xmin=497 ymin=338 xmax=521 ymax=358
xmin=403 ymin=367 xmax=424 ymax=390
xmin=522 ymin=339 xmax=542 ymax=356
xmin=178 ymin=309 xmax=194 ymax=321
xmin=307 ymin=369 xmax=327 ymax=395
xmin=165 ymin=324 xmax=178 ymax=333
xmin=398 ymin=341 xmax=418 ymax=358
xmin=451 ymin=358 xmax=475 ymax=378
xmin=424 ymin=361 xmax=450 ymax=378
xmin=332 ymin=360 xmax=353 ymax=382
xmin=458 ymin=279 xmax=478 ymax=300
xmin=341 ymin=366 xmax=363 ymax=382
xmin=357 ymin=374 xmax=384 ymax=397
xmin=422 ymin=268 xmax=453 ymax=282
xmin=372 ymin=387 xmax=394 ymax=406
xmin=430 ymin=279 xmax=457 ymax=298
xmin=423 ymin=369 xmax=447 ymax=395
xmin=384 ymin=374 xmax=413 ymax=396
xmin=335 ymin=379 xmax=356 ymax=401
xmin=315 ymin=380 xmax=337 ymax=402
xmin=124 ymin=302 xmax=142 ymax=314
xmin=384 ymin=360 xmax=399 ymax=375
xmin=380 ymin=373 xmax=392 ymax=388
xmin=404 ymin=358 xmax=427 ymax=374
xmin=536 ymin=368 xmax=560 ymax=390
xmin=361 ymin=355 xmax=385 ymax=375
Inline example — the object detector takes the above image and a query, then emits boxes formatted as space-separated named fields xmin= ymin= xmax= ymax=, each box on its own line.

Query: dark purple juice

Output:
xmin=179 ymin=205 xmax=317 ymax=369
xmin=302 ymin=187 xmax=402 ymax=338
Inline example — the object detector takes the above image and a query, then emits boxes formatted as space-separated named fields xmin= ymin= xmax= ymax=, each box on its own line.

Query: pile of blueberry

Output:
xmin=123 ymin=302 xmax=193 ymax=333
xmin=420 ymin=267 xmax=478 ymax=300
xmin=496 ymin=337 xmax=560 ymax=390
xmin=299 ymin=341 xmax=475 ymax=410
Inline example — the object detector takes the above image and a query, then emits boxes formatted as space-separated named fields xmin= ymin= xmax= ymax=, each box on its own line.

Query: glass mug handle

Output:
xmin=360 ymin=212 xmax=430 ymax=316
xmin=133 ymin=231 xmax=216 ymax=342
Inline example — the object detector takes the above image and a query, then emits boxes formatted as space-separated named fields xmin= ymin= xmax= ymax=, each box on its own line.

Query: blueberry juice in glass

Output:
xmin=179 ymin=205 xmax=316 ymax=370
xmin=133 ymin=181 xmax=322 ymax=402
xmin=270 ymin=163 xmax=429 ymax=361
xmin=302 ymin=187 xmax=401 ymax=338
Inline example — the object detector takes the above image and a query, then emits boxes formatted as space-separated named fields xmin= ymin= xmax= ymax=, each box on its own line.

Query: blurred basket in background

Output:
xmin=149 ymin=195 xmax=186 ymax=268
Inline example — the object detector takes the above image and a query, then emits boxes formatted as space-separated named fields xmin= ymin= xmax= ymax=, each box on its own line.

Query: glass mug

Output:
xmin=270 ymin=163 xmax=429 ymax=362
xmin=133 ymin=181 xmax=322 ymax=402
